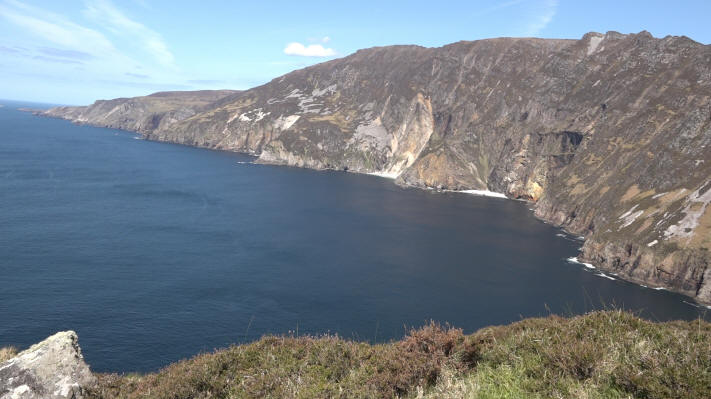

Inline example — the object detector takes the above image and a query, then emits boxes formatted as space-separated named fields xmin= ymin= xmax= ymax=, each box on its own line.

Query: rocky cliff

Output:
xmin=39 ymin=31 xmax=711 ymax=306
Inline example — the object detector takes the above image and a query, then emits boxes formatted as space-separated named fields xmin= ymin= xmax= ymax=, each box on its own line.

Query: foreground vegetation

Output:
xmin=0 ymin=346 xmax=17 ymax=362
xmin=4 ymin=311 xmax=709 ymax=398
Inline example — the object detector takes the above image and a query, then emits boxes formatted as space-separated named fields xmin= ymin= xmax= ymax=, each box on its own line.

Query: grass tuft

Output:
xmin=0 ymin=346 xmax=18 ymax=362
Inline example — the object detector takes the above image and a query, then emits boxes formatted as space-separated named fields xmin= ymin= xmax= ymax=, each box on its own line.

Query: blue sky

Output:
xmin=1 ymin=0 xmax=710 ymax=105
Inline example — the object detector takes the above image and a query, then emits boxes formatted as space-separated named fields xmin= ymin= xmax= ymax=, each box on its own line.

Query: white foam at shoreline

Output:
xmin=236 ymin=161 xmax=252 ymax=164
xmin=683 ymin=301 xmax=711 ymax=310
xmin=556 ymin=232 xmax=586 ymax=246
xmin=595 ymin=272 xmax=616 ymax=281
xmin=567 ymin=257 xmax=616 ymax=280
xmin=367 ymin=171 xmax=399 ymax=179
xmin=640 ymin=284 xmax=669 ymax=291
xmin=457 ymin=189 xmax=507 ymax=199
xmin=567 ymin=257 xmax=596 ymax=269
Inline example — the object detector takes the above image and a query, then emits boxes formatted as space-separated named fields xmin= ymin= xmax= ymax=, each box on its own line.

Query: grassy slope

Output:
xmin=73 ymin=310 xmax=710 ymax=399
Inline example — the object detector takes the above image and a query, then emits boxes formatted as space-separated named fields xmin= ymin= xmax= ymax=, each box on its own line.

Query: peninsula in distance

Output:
xmin=1 ymin=1 xmax=711 ymax=398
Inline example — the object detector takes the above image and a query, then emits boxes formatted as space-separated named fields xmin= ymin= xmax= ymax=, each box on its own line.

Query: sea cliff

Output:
xmin=38 ymin=31 xmax=711 ymax=306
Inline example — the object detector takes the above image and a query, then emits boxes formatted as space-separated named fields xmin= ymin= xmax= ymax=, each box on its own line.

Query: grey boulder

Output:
xmin=0 ymin=331 xmax=95 ymax=399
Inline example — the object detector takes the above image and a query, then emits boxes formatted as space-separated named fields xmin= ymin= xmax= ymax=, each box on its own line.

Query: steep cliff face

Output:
xmin=40 ymin=31 xmax=711 ymax=306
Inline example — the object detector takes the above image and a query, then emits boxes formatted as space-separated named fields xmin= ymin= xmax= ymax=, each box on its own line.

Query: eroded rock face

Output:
xmin=40 ymin=31 xmax=711 ymax=305
xmin=0 ymin=331 xmax=95 ymax=399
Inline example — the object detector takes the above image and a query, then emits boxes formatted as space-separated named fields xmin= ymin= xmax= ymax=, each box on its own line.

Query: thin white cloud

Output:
xmin=284 ymin=42 xmax=336 ymax=57
xmin=0 ymin=0 xmax=118 ymax=55
xmin=321 ymin=36 xmax=330 ymax=43
xmin=522 ymin=0 xmax=558 ymax=36
xmin=33 ymin=54 xmax=85 ymax=65
xmin=39 ymin=46 xmax=94 ymax=60
xmin=0 ymin=0 xmax=187 ymax=100
xmin=83 ymin=0 xmax=175 ymax=67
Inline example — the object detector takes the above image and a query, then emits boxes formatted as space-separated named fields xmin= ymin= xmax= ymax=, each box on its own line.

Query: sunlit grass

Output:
xmin=0 ymin=346 xmax=18 ymax=362
xmin=81 ymin=310 xmax=711 ymax=398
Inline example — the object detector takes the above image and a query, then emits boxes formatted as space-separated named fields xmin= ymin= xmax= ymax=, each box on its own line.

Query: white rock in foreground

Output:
xmin=0 ymin=331 xmax=95 ymax=399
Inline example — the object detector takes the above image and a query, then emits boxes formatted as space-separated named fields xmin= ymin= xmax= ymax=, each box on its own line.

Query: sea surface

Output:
xmin=1 ymin=100 xmax=708 ymax=372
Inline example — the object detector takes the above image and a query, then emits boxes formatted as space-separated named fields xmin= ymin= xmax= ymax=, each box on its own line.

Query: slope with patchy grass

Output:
xmin=73 ymin=311 xmax=710 ymax=399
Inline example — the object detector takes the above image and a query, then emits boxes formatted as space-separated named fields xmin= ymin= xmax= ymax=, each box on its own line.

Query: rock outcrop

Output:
xmin=0 ymin=331 xmax=95 ymax=399
xmin=38 ymin=31 xmax=711 ymax=306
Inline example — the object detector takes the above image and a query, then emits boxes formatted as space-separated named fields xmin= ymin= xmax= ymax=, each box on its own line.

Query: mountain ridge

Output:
xmin=37 ymin=31 xmax=711 ymax=306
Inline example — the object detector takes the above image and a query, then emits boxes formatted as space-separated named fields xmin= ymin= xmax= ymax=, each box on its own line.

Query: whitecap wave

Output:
xmin=595 ymin=272 xmax=616 ymax=281
xmin=566 ymin=257 xmax=596 ymax=269
xmin=683 ymin=301 xmax=711 ymax=310
xmin=367 ymin=171 xmax=399 ymax=179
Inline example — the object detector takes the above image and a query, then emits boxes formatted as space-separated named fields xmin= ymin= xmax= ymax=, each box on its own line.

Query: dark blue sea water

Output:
xmin=1 ymin=100 xmax=708 ymax=372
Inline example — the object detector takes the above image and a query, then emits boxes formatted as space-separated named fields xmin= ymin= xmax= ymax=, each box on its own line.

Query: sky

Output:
xmin=1 ymin=0 xmax=710 ymax=105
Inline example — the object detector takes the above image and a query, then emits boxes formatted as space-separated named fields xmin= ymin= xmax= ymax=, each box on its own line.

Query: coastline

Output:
xmin=24 ymin=109 xmax=711 ymax=308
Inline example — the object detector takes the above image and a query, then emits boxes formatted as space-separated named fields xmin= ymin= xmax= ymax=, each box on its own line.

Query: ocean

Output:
xmin=1 ymin=100 xmax=707 ymax=372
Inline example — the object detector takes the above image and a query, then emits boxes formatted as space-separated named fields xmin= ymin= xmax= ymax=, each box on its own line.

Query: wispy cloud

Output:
xmin=0 ymin=0 xmax=118 ymax=55
xmin=0 ymin=44 xmax=23 ymax=54
xmin=0 ymin=42 xmax=93 ymax=65
xmin=97 ymin=79 xmax=192 ymax=90
xmin=0 ymin=0 xmax=189 ymax=103
xmin=82 ymin=0 xmax=175 ymax=67
xmin=522 ymin=0 xmax=558 ymax=36
xmin=283 ymin=42 xmax=336 ymax=57
xmin=38 ymin=46 xmax=94 ymax=60
xmin=33 ymin=54 xmax=85 ymax=65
